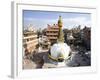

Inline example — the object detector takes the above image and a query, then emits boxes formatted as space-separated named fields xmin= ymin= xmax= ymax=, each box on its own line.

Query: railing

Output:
xmin=23 ymin=35 xmax=37 ymax=39
xmin=23 ymin=39 xmax=38 ymax=44
xmin=46 ymin=33 xmax=58 ymax=35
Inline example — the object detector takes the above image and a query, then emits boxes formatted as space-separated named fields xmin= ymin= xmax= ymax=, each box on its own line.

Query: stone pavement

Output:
xmin=23 ymin=50 xmax=91 ymax=69
xmin=23 ymin=51 xmax=58 ymax=69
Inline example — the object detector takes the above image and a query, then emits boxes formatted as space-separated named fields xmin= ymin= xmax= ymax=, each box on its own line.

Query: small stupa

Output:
xmin=49 ymin=16 xmax=71 ymax=67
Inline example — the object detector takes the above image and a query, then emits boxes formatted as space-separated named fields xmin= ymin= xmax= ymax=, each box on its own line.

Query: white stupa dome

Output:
xmin=50 ymin=43 xmax=70 ymax=60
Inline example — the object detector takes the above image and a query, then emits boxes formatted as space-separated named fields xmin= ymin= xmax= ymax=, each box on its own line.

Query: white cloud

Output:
xmin=24 ymin=17 xmax=91 ymax=30
xmin=63 ymin=17 xmax=91 ymax=29
xmin=24 ymin=18 xmax=57 ymax=30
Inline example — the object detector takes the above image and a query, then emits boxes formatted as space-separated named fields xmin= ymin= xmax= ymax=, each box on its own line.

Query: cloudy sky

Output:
xmin=23 ymin=10 xmax=91 ymax=30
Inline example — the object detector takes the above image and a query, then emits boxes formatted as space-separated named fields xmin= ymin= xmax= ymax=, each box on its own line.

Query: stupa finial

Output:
xmin=57 ymin=16 xmax=64 ymax=42
xmin=58 ymin=15 xmax=63 ymax=28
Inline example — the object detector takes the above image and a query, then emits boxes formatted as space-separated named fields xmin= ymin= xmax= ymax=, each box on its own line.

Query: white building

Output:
xmin=23 ymin=26 xmax=38 ymax=54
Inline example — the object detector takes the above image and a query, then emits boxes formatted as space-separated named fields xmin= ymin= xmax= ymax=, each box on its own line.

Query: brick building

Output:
xmin=46 ymin=24 xmax=59 ymax=44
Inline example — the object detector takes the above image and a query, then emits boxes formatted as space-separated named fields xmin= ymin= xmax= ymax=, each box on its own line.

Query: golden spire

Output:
xmin=57 ymin=16 xmax=64 ymax=42
xmin=58 ymin=15 xmax=63 ymax=28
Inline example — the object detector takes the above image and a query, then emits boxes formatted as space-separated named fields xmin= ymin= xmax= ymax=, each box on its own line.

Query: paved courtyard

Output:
xmin=23 ymin=49 xmax=91 ymax=69
xmin=23 ymin=51 xmax=58 ymax=69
